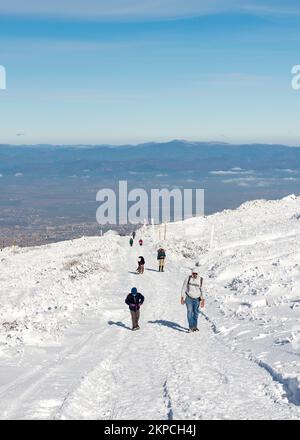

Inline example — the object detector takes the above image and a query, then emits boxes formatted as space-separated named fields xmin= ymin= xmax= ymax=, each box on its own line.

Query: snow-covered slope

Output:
xmin=1 ymin=196 xmax=300 ymax=419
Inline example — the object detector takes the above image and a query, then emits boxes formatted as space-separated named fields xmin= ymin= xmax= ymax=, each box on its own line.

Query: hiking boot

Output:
xmin=187 ymin=329 xmax=193 ymax=333
xmin=136 ymin=325 xmax=140 ymax=330
xmin=193 ymin=328 xmax=199 ymax=332
xmin=132 ymin=327 xmax=137 ymax=331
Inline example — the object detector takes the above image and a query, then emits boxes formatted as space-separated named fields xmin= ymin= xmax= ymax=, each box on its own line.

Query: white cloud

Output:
xmin=1 ymin=0 xmax=299 ymax=20
xmin=223 ymin=176 xmax=258 ymax=183
xmin=210 ymin=170 xmax=254 ymax=176
xmin=0 ymin=0 xmax=230 ymax=18
xmin=197 ymin=73 xmax=274 ymax=88
xmin=256 ymin=181 xmax=272 ymax=187
xmin=222 ymin=176 xmax=273 ymax=187
xmin=0 ymin=40 xmax=154 ymax=53
xmin=276 ymin=169 xmax=299 ymax=174
xmin=211 ymin=171 xmax=238 ymax=175
xmin=222 ymin=173 xmax=300 ymax=187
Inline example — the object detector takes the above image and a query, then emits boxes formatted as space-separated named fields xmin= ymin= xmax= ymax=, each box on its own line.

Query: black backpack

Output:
xmin=158 ymin=248 xmax=166 ymax=258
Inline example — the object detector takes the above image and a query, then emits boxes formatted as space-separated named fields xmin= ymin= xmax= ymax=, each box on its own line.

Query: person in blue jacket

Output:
xmin=125 ymin=287 xmax=145 ymax=331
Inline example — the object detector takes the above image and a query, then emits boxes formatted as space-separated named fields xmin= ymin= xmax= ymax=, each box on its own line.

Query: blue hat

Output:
xmin=131 ymin=287 xmax=138 ymax=295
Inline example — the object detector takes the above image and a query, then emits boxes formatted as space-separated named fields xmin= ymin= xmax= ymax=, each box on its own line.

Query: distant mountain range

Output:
xmin=1 ymin=140 xmax=300 ymax=178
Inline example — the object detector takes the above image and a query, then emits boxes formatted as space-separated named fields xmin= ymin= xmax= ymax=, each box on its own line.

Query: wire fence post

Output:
xmin=210 ymin=225 xmax=215 ymax=250
xmin=151 ymin=218 xmax=155 ymax=240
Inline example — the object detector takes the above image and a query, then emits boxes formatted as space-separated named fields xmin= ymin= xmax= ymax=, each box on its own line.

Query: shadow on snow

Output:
xmin=108 ymin=321 xmax=132 ymax=331
xmin=148 ymin=320 xmax=188 ymax=333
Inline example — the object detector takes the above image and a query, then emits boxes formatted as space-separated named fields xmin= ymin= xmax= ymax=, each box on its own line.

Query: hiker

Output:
xmin=181 ymin=268 xmax=204 ymax=333
xmin=137 ymin=256 xmax=145 ymax=274
xmin=139 ymin=239 xmax=143 ymax=246
xmin=125 ymin=287 xmax=144 ymax=331
xmin=129 ymin=238 xmax=134 ymax=247
xmin=132 ymin=231 xmax=136 ymax=240
xmin=157 ymin=247 xmax=166 ymax=272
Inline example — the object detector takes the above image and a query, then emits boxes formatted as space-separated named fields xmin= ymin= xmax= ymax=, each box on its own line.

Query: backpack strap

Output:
xmin=188 ymin=275 xmax=203 ymax=290
xmin=188 ymin=275 xmax=202 ymax=285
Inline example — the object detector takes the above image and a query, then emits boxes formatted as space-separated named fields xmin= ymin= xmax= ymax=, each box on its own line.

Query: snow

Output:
xmin=1 ymin=195 xmax=300 ymax=419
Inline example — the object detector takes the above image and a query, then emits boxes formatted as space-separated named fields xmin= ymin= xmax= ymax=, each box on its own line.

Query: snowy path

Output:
xmin=1 ymin=237 xmax=299 ymax=419
xmin=56 ymin=242 xmax=300 ymax=420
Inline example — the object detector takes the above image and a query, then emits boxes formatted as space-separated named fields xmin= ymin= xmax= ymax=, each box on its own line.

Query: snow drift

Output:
xmin=1 ymin=195 xmax=300 ymax=419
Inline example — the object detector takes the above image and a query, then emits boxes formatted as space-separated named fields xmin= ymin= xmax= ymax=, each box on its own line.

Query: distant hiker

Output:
xmin=181 ymin=268 xmax=204 ymax=333
xmin=125 ymin=287 xmax=145 ymax=331
xmin=157 ymin=247 xmax=166 ymax=272
xmin=129 ymin=238 xmax=134 ymax=247
xmin=132 ymin=231 xmax=136 ymax=240
xmin=139 ymin=239 xmax=143 ymax=246
xmin=137 ymin=256 xmax=145 ymax=274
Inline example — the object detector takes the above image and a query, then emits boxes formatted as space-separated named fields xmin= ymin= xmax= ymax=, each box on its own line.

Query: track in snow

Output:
xmin=1 ymin=238 xmax=300 ymax=420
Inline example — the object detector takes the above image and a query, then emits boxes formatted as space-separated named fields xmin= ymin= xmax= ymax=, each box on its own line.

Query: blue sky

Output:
xmin=0 ymin=0 xmax=300 ymax=145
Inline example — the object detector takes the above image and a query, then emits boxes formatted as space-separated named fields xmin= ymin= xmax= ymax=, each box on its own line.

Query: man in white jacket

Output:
xmin=181 ymin=267 xmax=204 ymax=333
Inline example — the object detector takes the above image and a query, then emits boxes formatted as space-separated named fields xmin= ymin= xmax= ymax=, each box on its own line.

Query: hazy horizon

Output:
xmin=1 ymin=139 xmax=300 ymax=148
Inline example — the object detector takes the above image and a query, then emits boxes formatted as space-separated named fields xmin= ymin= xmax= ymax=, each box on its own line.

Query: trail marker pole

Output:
xmin=151 ymin=218 xmax=155 ymax=240
xmin=210 ymin=225 xmax=215 ymax=250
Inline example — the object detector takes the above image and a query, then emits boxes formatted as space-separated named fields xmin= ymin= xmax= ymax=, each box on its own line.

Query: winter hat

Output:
xmin=192 ymin=267 xmax=199 ymax=274
xmin=131 ymin=287 xmax=138 ymax=295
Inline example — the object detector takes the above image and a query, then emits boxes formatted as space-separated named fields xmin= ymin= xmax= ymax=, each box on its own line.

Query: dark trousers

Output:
xmin=130 ymin=309 xmax=140 ymax=328
xmin=138 ymin=264 xmax=144 ymax=274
